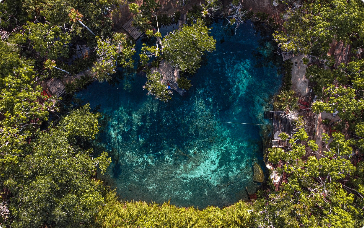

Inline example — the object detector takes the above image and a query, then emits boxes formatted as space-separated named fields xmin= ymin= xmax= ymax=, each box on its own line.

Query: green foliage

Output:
xmin=307 ymin=64 xmax=346 ymax=96
xmin=268 ymin=147 xmax=286 ymax=164
xmin=177 ymin=77 xmax=192 ymax=90
xmin=97 ymin=191 xmax=255 ymax=227
xmin=278 ymin=132 xmax=289 ymax=140
xmin=62 ymin=104 xmax=100 ymax=139
xmin=130 ymin=0 xmax=160 ymax=31
xmin=162 ymin=19 xmax=216 ymax=73
xmin=139 ymin=43 xmax=159 ymax=66
xmin=280 ymin=60 xmax=293 ymax=91
xmin=128 ymin=3 xmax=139 ymax=14
xmin=355 ymin=122 xmax=364 ymax=150
xmin=351 ymin=161 xmax=364 ymax=224
xmin=271 ymin=129 xmax=306 ymax=165
xmin=92 ymin=1 xmax=363 ymax=226
xmin=273 ymin=90 xmax=298 ymax=111
xmin=64 ymin=74 xmax=94 ymax=94
xmin=114 ymin=33 xmax=136 ymax=68
xmin=2 ymin=105 xmax=111 ymax=227
xmin=92 ymin=36 xmax=117 ymax=82
xmin=1 ymin=32 xmax=112 ymax=226
xmin=232 ymin=0 xmax=240 ymax=6
xmin=302 ymin=57 xmax=309 ymax=65
xmin=308 ymin=140 xmax=318 ymax=152
xmin=1 ymin=0 xmax=115 ymax=36
xmin=144 ymin=71 xmax=172 ymax=102
xmin=92 ymin=34 xmax=135 ymax=82
xmin=145 ymin=29 xmax=154 ymax=37
xmin=157 ymin=14 xmax=172 ymax=26
xmin=0 ymin=41 xmax=53 ymax=157
xmin=313 ymin=85 xmax=364 ymax=122
xmin=263 ymin=127 xmax=361 ymax=227
xmin=1 ymin=0 xmax=122 ymax=82
xmin=274 ymin=0 xmax=364 ymax=55
xmin=186 ymin=5 xmax=204 ymax=24
xmin=13 ymin=22 xmax=71 ymax=61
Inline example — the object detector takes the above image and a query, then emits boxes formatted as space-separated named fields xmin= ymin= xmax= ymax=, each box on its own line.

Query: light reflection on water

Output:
xmin=76 ymin=20 xmax=283 ymax=208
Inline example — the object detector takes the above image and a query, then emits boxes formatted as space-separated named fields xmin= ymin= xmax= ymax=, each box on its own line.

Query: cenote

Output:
xmin=76 ymin=20 xmax=283 ymax=208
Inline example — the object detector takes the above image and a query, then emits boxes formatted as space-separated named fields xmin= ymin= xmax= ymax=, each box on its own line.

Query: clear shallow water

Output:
xmin=76 ymin=20 xmax=283 ymax=208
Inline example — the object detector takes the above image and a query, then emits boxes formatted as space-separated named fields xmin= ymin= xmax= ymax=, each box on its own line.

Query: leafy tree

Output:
xmin=262 ymin=126 xmax=362 ymax=227
xmin=139 ymin=43 xmax=159 ymax=67
xmin=92 ymin=34 xmax=135 ymax=82
xmin=97 ymin=191 xmax=255 ymax=227
xmin=129 ymin=0 xmax=160 ymax=32
xmin=1 ymin=0 xmax=125 ymax=81
xmin=0 ymin=0 xmax=115 ymax=36
xmin=68 ymin=8 xmax=95 ymax=36
xmin=273 ymin=90 xmax=299 ymax=111
xmin=278 ymin=132 xmax=289 ymax=140
xmin=274 ymin=0 xmax=364 ymax=56
xmin=0 ymin=37 xmax=111 ymax=227
xmin=162 ymin=19 xmax=216 ymax=73
xmin=144 ymin=71 xmax=172 ymax=102
xmin=312 ymin=85 xmax=364 ymax=123
xmin=2 ymin=105 xmax=111 ymax=228
xmin=0 ymin=41 xmax=53 ymax=157
xmin=12 ymin=22 xmax=71 ymax=61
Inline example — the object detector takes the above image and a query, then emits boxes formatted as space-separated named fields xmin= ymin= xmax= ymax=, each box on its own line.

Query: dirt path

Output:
xmin=290 ymin=55 xmax=309 ymax=96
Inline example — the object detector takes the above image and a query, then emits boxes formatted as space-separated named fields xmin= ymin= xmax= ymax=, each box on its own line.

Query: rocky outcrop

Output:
xmin=253 ymin=162 xmax=264 ymax=183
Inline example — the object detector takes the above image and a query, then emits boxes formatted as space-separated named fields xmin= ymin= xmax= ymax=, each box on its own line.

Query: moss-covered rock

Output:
xmin=253 ymin=162 xmax=264 ymax=183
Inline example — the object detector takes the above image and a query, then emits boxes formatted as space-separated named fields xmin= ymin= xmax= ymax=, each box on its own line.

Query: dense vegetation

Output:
xmin=267 ymin=0 xmax=364 ymax=226
xmin=0 ymin=0 xmax=364 ymax=227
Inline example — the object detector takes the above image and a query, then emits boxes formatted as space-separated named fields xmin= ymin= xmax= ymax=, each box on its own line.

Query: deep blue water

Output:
xmin=76 ymin=21 xmax=283 ymax=208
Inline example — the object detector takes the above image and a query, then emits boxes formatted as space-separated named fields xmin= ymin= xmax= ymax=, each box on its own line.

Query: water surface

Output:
xmin=77 ymin=20 xmax=283 ymax=208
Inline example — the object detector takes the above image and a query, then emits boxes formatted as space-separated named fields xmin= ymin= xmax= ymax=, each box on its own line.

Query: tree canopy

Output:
xmin=162 ymin=19 xmax=216 ymax=73
xmin=274 ymin=0 xmax=364 ymax=56
xmin=262 ymin=126 xmax=362 ymax=227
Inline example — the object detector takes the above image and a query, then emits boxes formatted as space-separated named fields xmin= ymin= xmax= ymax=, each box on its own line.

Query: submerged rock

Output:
xmin=253 ymin=162 xmax=264 ymax=182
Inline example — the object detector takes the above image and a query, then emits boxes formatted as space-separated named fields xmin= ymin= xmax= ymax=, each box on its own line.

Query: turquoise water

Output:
xmin=77 ymin=21 xmax=283 ymax=208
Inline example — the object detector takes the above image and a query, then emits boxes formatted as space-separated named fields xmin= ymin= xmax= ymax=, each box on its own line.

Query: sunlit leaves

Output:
xmin=128 ymin=3 xmax=139 ymax=14
xmin=273 ymin=90 xmax=299 ymax=111
xmin=264 ymin=126 xmax=360 ymax=227
xmin=0 ymin=41 xmax=53 ymax=158
xmin=162 ymin=19 xmax=216 ymax=73
xmin=312 ymin=85 xmax=364 ymax=122
xmin=97 ymin=191 xmax=255 ymax=227
xmin=60 ymin=104 xmax=100 ymax=139
xmin=69 ymin=8 xmax=83 ymax=22
xmin=5 ymin=105 xmax=111 ymax=227
xmin=14 ymin=22 xmax=71 ymax=60
xmin=274 ymin=0 xmax=364 ymax=55
xmin=144 ymin=71 xmax=172 ymax=102
xmin=92 ymin=35 xmax=135 ymax=82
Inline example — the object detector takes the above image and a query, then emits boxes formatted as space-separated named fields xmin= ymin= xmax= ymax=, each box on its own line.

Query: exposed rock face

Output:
xmin=253 ymin=162 xmax=264 ymax=182
xmin=290 ymin=55 xmax=309 ymax=96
